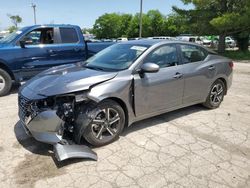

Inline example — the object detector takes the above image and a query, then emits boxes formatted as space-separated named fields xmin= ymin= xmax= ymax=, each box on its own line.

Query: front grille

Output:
xmin=18 ymin=94 xmax=32 ymax=126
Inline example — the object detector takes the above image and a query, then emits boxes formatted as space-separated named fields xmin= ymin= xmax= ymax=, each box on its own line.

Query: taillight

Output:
xmin=229 ymin=61 xmax=234 ymax=69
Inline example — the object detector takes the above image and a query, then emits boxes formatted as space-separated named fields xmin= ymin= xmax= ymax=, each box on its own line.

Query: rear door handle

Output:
xmin=47 ymin=49 xmax=54 ymax=54
xmin=208 ymin=65 xmax=215 ymax=70
xmin=173 ymin=72 xmax=183 ymax=79
xmin=22 ymin=65 xmax=35 ymax=69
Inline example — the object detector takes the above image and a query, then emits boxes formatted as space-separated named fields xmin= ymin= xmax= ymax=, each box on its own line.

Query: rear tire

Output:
xmin=203 ymin=79 xmax=225 ymax=109
xmin=0 ymin=69 xmax=12 ymax=96
xmin=83 ymin=100 xmax=125 ymax=147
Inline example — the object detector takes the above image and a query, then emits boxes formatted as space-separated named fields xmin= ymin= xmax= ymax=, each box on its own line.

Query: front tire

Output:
xmin=0 ymin=69 xmax=12 ymax=96
xmin=203 ymin=79 xmax=225 ymax=109
xmin=83 ymin=100 xmax=125 ymax=147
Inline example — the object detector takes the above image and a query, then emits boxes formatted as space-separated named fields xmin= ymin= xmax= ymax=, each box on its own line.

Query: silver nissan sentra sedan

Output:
xmin=18 ymin=40 xmax=233 ymax=160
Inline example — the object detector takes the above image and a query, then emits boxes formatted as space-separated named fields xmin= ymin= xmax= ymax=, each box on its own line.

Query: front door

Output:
xmin=134 ymin=44 xmax=184 ymax=117
xmin=14 ymin=27 xmax=85 ymax=81
xmin=15 ymin=27 xmax=57 ymax=81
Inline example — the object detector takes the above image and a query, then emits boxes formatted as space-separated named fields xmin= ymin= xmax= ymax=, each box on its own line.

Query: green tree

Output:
xmin=174 ymin=0 xmax=250 ymax=52
xmin=93 ymin=13 xmax=132 ymax=39
xmin=7 ymin=14 xmax=22 ymax=28
xmin=93 ymin=13 xmax=119 ymax=38
xmin=163 ymin=14 xmax=190 ymax=36
xmin=147 ymin=10 xmax=165 ymax=36
xmin=119 ymin=14 xmax=133 ymax=37
xmin=82 ymin=28 xmax=93 ymax=34
xmin=127 ymin=13 xmax=151 ymax=38
xmin=8 ymin=26 xmax=17 ymax=33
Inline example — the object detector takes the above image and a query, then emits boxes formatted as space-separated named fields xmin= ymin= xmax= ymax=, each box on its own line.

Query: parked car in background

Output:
xmin=117 ymin=37 xmax=128 ymax=42
xmin=128 ymin=37 xmax=140 ymax=40
xmin=225 ymin=37 xmax=236 ymax=48
xmin=148 ymin=36 xmax=175 ymax=40
xmin=0 ymin=24 xmax=114 ymax=96
xmin=18 ymin=40 xmax=233 ymax=160
xmin=176 ymin=36 xmax=203 ymax=45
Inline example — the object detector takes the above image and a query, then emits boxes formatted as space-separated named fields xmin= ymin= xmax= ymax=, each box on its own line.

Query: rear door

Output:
xmin=178 ymin=44 xmax=214 ymax=104
xmin=47 ymin=27 xmax=86 ymax=64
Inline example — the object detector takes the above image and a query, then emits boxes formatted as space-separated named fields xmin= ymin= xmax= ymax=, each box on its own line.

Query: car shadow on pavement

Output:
xmin=122 ymin=104 xmax=207 ymax=136
xmin=14 ymin=104 xmax=206 ymax=166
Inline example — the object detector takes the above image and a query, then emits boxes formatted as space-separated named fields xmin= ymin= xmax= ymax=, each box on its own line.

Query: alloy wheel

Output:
xmin=91 ymin=107 xmax=121 ymax=141
xmin=210 ymin=83 xmax=224 ymax=106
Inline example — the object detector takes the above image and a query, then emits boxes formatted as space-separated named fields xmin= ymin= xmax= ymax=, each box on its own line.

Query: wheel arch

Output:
xmin=0 ymin=62 xmax=15 ymax=80
xmin=101 ymin=97 xmax=129 ymax=128
xmin=217 ymin=77 xmax=227 ymax=95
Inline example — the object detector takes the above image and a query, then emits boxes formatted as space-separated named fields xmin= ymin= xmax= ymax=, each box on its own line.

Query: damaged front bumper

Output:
xmin=18 ymin=93 xmax=97 ymax=162
xmin=24 ymin=110 xmax=63 ymax=144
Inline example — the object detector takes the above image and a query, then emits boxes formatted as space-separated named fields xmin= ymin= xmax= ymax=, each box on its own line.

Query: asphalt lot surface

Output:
xmin=0 ymin=62 xmax=250 ymax=188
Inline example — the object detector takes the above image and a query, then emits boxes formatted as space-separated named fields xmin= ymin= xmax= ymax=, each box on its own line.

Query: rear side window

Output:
xmin=60 ymin=28 xmax=79 ymax=43
xmin=180 ymin=44 xmax=207 ymax=64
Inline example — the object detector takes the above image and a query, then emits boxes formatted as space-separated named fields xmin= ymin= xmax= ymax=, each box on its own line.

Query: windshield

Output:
xmin=0 ymin=27 xmax=28 ymax=43
xmin=85 ymin=43 xmax=149 ymax=71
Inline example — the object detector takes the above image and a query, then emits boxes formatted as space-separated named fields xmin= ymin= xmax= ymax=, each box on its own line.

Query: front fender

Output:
xmin=87 ymin=74 xmax=136 ymax=125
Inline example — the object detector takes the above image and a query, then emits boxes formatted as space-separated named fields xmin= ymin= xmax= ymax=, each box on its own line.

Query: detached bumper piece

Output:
xmin=54 ymin=143 xmax=98 ymax=161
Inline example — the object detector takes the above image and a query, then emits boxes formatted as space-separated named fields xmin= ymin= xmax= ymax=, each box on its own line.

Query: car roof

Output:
xmin=119 ymin=39 xmax=198 ymax=47
xmin=122 ymin=39 xmax=165 ymax=46
xmin=119 ymin=39 xmax=217 ymax=54
xmin=24 ymin=24 xmax=80 ymax=30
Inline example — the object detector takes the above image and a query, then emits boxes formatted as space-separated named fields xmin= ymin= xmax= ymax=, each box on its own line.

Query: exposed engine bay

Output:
xmin=19 ymin=92 xmax=101 ymax=161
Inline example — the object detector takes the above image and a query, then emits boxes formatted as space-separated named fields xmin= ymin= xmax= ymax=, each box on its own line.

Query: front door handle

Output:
xmin=173 ymin=72 xmax=183 ymax=79
xmin=74 ymin=48 xmax=81 ymax=52
xmin=208 ymin=65 xmax=215 ymax=70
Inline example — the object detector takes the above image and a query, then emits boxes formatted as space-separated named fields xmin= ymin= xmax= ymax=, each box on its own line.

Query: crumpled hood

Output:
xmin=21 ymin=63 xmax=117 ymax=97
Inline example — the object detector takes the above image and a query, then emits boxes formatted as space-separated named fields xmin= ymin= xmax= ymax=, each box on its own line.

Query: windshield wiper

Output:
xmin=85 ymin=65 xmax=105 ymax=71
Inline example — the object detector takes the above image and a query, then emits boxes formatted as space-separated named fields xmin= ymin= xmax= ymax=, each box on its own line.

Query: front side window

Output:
xmin=144 ymin=45 xmax=178 ymax=68
xmin=20 ymin=28 xmax=54 ymax=45
xmin=180 ymin=44 xmax=207 ymax=63
xmin=59 ymin=28 xmax=79 ymax=43
xmin=85 ymin=43 xmax=148 ymax=71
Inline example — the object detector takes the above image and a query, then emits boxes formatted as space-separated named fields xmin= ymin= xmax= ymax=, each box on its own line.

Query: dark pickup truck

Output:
xmin=0 ymin=24 xmax=114 ymax=96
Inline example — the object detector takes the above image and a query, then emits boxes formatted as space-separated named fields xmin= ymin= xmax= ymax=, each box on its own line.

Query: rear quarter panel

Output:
xmin=207 ymin=55 xmax=233 ymax=90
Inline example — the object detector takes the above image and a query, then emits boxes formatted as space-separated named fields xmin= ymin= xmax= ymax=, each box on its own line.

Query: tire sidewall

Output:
xmin=0 ymin=69 xmax=12 ymax=96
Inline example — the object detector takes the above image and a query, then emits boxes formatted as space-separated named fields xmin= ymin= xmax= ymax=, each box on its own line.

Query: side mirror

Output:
xmin=19 ymin=40 xmax=26 ymax=48
xmin=140 ymin=62 xmax=160 ymax=73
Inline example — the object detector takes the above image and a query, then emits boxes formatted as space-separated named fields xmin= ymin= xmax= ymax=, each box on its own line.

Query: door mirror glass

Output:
xmin=141 ymin=63 xmax=160 ymax=73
